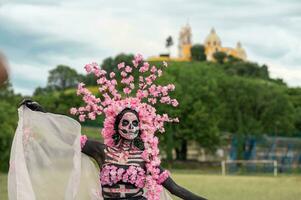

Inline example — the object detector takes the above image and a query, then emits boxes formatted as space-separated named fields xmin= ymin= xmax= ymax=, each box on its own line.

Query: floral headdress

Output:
xmin=70 ymin=54 xmax=178 ymax=200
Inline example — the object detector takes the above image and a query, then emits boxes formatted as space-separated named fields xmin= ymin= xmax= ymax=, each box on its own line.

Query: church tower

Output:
xmin=178 ymin=23 xmax=192 ymax=60
xmin=235 ymin=41 xmax=247 ymax=60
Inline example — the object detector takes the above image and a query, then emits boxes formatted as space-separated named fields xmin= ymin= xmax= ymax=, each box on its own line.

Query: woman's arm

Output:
xmin=159 ymin=166 xmax=208 ymax=200
xmin=81 ymin=138 xmax=105 ymax=168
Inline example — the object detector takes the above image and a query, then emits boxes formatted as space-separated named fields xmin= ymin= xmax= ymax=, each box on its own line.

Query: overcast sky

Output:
xmin=0 ymin=0 xmax=300 ymax=95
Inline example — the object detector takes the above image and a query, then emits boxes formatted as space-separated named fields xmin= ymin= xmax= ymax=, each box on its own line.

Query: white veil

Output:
xmin=8 ymin=106 xmax=172 ymax=200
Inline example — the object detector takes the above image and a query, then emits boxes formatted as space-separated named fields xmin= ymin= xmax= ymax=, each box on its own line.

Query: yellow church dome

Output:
xmin=204 ymin=28 xmax=221 ymax=47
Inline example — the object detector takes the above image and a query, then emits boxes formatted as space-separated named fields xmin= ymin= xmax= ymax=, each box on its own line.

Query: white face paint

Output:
xmin=118 ymin=112 xmax=139 ymax=140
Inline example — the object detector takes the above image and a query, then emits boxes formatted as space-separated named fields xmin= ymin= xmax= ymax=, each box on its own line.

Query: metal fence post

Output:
xmin=273 ymin=160 xmax=278 ymax=177
xmin=221 ymin=160 xmax=226 ymax=176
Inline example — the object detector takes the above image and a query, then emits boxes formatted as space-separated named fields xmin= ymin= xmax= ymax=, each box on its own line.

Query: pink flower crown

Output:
xmin=70 ymin=54 xmax=179 ymax=147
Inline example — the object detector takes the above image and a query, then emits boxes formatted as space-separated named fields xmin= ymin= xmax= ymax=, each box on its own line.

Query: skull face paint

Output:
xmin=118 ymin=112 xmax=139 ymax=140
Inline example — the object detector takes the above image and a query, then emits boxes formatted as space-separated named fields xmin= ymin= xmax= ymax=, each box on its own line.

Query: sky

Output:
xmin=0 ymin=0 xmax=300 ymax=95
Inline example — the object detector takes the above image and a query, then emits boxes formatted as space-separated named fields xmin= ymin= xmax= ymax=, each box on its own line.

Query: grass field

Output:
xmin=1 ymin=171 xmax=300 ymax=200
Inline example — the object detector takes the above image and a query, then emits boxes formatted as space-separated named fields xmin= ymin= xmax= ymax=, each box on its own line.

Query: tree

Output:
xmin=0 ymin=81 xmax=21 ymax=172
xmin=190 ymin=44 xmax=206 ymax=61
xmin=165 ymin=36 xmax=174 ymax=56
xmin=47 ymin=65 xmax=80 ymax=90
xmin=213 ymin=51 xmax=227 ymax=64
xmin=217 ymin=76 xmax=296 ymax=159
xmin=287 ymin=87 xmax=301 ymax=133
xmin=101 ymin=53 xmax=134 ymax=75
xmin=157 ymin=62 xmax=223 ymax=160
xmin=222 ymin=61 xmax=270 ymax=80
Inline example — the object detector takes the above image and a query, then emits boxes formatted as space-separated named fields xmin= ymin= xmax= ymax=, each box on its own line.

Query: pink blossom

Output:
xmin=110 ymin=72 xmax=115 ymax=78
xmin=121 ymin=71 xmax=127 ymax=77
xmin=117 ymin=62 xmax=125 ymax=69
xmin=133 ymin=54 xmax=143 ymax=67
xmin=148 ymin=98 xmax=157 ymax=104
xmin=70 ymin=107 xmax=77 ymax=115
xmin=97 ymin=77 xmax=106 ymax=85
xmin=88 ymin=112 xmax=96 ymax=120
xmin=157 ymin=69 xmax=162 ymax=77
xmin=150 ymin=66 xmax=157 ymax=73
xmin=79 ymin=114 xmax=86 ymax=122
xmin=84 ymin=64 xmax=92 ymax=73
xmin=125 ymin=66 xmax=132 ymax=73
xmin=167 ymin=84 xmax=175 ymax=91
xmin=123 ymin=87 xmax=131 ymax=94
xmin=145 ymin=77 xmax=152 ymax=85
xmin=111 ymin=79 xmax=117 ymax=85
xmin=171 ymin=99 xmax=179 ymax=107
xmin=160 ymin=96 xmax=171 ymax=104
xmin=80 ymin=135 xmax=87 ymax=149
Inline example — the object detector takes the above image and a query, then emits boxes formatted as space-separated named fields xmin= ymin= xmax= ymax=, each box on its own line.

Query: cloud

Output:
xmin=0 ymin=0 xmax=300 ymax=95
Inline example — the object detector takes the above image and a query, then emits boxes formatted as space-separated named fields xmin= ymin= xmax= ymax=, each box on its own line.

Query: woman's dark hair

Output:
xmin=113 ymin=108 xmax=144 ymax=150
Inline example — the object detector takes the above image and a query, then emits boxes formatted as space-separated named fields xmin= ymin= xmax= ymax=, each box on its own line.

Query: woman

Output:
xmin=9 ymin=54 xmax=208 ymax=200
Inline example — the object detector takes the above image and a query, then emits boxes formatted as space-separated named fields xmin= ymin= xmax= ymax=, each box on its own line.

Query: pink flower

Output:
xmin=157 ymin=69 xmax=162 ymax=77
xmin=97 ymin=77 xmax=106 ymax=85
xmin=118 ymin=62 xmax=125 ymax=69
xmin=110 ymin=72 xmax=115 ymax=78
xmin=145 ymin=77 xmax=152 ymax=85
xmin=133 ymin=54 xmax=143 ymax=67
xmin=171 ymin=99 xmax=179 ymax=107
xmin=173 ymin=117 xmax=179 ymax=123
xmin=80 ymin=135 xmax=87 ymax=149
xmin=84 ymin=64 xmax=92 ymax=73
xmin=88 ymin=112 xmax=96 ymax=120
xmin=160 ymin=96 xmax=171 ymax=104
xmin=148 ymin=98 xmax=157 ymax=104
xmin=121 ymin=71 xmax=127 ymax=77
xmin=79 ymin=114 xmax=86 ymax=122
xmin=123 ymin=87 xmax=131 ymax=94
xmin=111 ymin=79 xmax=117 ymax=85
xmin=167 ymin=84 xmax=175 ymax=91
xmin=70 ymin=107 xmax=77 ymax=115
xmin=150 ymin=66 xmax=157 ymax=73
xmin=125 ymin=66 xmax=132 ymax=73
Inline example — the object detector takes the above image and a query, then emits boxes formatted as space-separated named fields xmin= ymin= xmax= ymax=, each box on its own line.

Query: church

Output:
xmin=148 ymin=24 xmax=247 ymax=62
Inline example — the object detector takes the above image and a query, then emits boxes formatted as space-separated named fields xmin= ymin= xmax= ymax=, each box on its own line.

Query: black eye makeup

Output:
xmin=132 ymin=120 xmax=138 ymax=127
xmin=122 ymin=119 xmax=129 ymax=126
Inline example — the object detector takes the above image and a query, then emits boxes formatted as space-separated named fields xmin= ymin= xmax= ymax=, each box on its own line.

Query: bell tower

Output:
xmin=178 ymin=23 xmax=192 ymax=60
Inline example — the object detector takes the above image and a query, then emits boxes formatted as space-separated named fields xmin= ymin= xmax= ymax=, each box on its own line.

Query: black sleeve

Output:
xmin=81 ymin=139 xmax=106 ymax=168
xmin=160 ymin=166 xmax=208 ymax=200
xmin=19 ymin=99 xmax=46 ymax=112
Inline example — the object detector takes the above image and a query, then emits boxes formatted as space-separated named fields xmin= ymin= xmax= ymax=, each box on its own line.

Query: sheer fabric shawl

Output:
xmin=8 ymin=106 xmax=172 ymax=200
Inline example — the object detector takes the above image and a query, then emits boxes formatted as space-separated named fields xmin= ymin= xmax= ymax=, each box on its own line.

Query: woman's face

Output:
xmin=118 ymin=112 xmax=139 ymax=140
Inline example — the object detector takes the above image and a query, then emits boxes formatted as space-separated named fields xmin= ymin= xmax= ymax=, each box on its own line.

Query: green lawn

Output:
xmin=1 ymin=172 xmax=300 ymax=200
xmin=81 ymin=126 xmax=102 ymax=140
